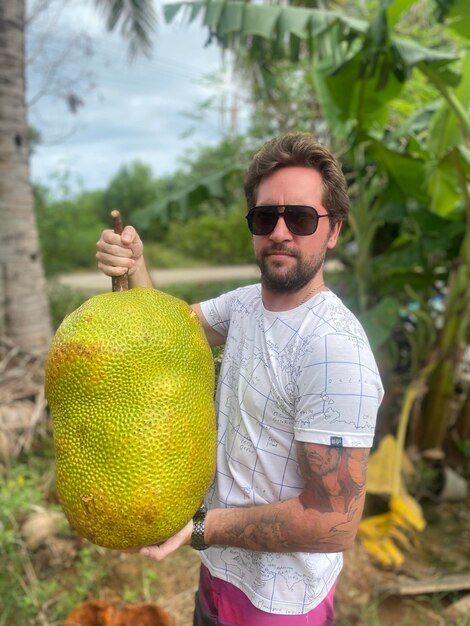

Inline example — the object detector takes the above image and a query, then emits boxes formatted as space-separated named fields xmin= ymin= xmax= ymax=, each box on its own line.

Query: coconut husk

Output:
xmin=0 ymin=335 xmax=48 ymax=461
xmin=64 ymin=600 xmax=173 ymax=626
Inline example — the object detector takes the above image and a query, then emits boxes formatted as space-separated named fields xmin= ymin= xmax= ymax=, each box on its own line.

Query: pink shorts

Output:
xmin=194 ymin=564 xmax=336 ymax=625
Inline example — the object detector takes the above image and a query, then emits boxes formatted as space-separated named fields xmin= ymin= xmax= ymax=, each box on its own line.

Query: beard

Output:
xmin=256 ymin=242 xmax=328 ymax=294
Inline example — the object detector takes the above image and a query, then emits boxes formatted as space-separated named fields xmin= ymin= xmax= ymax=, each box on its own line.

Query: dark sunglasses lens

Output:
xmin=285 ymin=207 xmax=318 ymax=235
xmin=247 ymin=206 xmax=321 ymax=235
xmin=249 ymin=208 xmax=278 ymax=235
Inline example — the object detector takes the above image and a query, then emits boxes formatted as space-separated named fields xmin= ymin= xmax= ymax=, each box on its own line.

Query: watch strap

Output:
xmin=191 ymin=504 xmax=208 ymax=551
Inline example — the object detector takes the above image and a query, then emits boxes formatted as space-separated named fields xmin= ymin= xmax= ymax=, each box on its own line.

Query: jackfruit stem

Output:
xmin=111 ymin=210 xmax=129 ymax=292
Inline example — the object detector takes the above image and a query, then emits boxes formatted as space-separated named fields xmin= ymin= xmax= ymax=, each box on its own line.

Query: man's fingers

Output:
xmin=96 ymin=249 xmax=133 ymax=268
xmin=98 ymin=228 xmax=137 ymax=249
xmin=139 ymin=537 xmax=181 ymax=561
xmin=98 ymin=229 xmax=120 ymax=245
xmin=138 ymin=521 xmax=192 ymax=562
xmin=96 ymin=261 xmax=129 ymax=277
xmin=96 ymin=241 xmax=133 ymax=259
xmin=139 ymin=545 xmax=168 ymax=561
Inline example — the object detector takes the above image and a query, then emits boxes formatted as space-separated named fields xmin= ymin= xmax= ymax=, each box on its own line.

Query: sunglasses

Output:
xmin=246 ymin=205 xmax=329 ymax=236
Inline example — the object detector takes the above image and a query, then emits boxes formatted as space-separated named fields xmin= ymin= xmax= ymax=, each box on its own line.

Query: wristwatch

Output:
xmin=191 ymin=504 xmax=208 ymax=551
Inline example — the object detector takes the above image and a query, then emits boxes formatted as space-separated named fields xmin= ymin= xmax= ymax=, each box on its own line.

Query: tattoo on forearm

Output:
xmin=227 ymin=507 xmax=351 ymax=552
xmin=243 ymin=517 xmax=289 ymax=551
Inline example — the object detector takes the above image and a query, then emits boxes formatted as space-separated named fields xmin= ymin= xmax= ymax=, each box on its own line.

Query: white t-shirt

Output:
xmin=199 ymin=284 xmax=384 ymax=615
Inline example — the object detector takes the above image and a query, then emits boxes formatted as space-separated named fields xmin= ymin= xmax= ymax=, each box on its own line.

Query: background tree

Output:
xmin=0 ymin=0 xmax=157 ymax=353
xmin=102 ymin=161 xmax=160 ymax=225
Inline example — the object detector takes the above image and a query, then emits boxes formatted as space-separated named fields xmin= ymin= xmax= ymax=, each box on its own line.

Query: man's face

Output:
xmin=252 ymin=166 xmax=341 ymax=293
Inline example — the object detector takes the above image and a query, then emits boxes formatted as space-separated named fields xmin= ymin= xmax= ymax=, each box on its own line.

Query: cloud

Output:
xmin=26 ymin=0 xmax=228 ymax=193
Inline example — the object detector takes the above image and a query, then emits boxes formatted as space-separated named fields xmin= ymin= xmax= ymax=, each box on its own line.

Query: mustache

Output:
xmin=262 ymin=245 xmax=298 ymax=257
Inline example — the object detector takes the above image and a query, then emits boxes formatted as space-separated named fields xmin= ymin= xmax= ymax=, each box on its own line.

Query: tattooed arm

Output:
xmin=204 ymin=443 xmax=369 ymax=553
xmin=140 ymin=442 xmax=369 ymax=560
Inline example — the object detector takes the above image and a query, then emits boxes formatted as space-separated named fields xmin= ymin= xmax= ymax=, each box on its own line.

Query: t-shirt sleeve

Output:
xmin=199 ymin=291 xmax=236 ymax=338
xmin=294 ymin=331 xmax=384 ymax=448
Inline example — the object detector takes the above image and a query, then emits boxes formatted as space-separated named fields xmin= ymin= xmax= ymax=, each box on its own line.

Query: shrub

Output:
xmin=164 ymin=209 xmax=253 ymax=265
xmin=36 ymin=189 xmax=106 ymax=276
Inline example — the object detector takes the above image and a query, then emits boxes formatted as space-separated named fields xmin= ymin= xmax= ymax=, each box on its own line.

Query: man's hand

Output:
xmin=96 ymin=225 xmax=144 ymax=278
xmin=96 ymin=225 xmax=154 ymax=288
xmin=139 ymin=519 xmax=193 ymax=561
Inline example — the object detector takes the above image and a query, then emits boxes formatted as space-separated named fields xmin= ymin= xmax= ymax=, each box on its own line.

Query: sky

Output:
xmin=26 ymin=0 xmax=247 ymax=194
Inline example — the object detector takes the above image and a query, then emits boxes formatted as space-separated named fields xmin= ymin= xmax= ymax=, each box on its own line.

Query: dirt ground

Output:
xmin=57 ymin=266 xmax=262 ymax=292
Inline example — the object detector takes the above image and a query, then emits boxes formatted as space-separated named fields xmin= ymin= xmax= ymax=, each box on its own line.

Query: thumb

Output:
xmin=121 ymin=225 xmax=138 ymax=246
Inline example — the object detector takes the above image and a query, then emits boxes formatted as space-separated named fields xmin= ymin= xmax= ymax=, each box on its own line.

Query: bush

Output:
xmin=36 ymin=189 xmax=106 ymax=276
xmin=48 ymin=282 xmax=92 ymax=329
xmin=143 ymin=242 xmax=208 ymax=269
xmin=164 ymin=209 xmax=253 ymax=265
xmin=164 ymin=278 xmax=256 ymax=304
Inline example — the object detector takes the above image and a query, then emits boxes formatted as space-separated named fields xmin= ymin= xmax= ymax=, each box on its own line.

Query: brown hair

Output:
xmin=244 ymin=133 xmax=349 ymax=224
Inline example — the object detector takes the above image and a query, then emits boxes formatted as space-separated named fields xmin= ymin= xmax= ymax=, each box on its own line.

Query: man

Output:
xmin=96 ymin=133 xmax=383 ymax=625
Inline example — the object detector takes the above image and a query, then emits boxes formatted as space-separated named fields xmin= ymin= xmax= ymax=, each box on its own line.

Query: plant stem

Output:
xmin=111 ymin=210 xmax=129 ymax=292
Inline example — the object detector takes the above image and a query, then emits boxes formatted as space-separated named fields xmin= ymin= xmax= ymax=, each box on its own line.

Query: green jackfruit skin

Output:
xmin=45 ymin=288 xmax=216 ymax=550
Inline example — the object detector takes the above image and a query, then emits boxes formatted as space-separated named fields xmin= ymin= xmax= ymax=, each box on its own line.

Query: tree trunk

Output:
xmin=0 ymin=0 xmax=52 ymax=354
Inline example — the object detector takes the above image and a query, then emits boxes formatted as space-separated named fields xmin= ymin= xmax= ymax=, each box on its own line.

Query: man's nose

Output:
xmin=269 ymin=213 xmax=292 ymax=241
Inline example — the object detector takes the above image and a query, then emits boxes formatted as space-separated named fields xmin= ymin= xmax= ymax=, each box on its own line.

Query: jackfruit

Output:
xmin=45 ymin=287 xmax=216 ymax=550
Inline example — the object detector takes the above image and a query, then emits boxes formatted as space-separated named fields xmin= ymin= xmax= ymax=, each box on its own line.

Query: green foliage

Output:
xmin=163 ymin=278 xmax=256 ymax=304
xmin=178 ymin=136 xmax=247 ymax=183
xmin=165 ymin=208 xmax=254 ymax=265
xmin=248 ymin=59 xmax=326 ymax=140
xmin=95 ymin=0 xmax=158 ymax=58
xmin=102 ymin=161 xmax=161 ymax=225
xmin=142 ymin=241 xmax=209 ymax=269
xmin=35 ymin=138 xmax=253 ymax=276
xmin=0 ymin=460 xmax=53 ymax=624
xmin=52 ymin=546 xmax=111 ymax=620
xmin=435 ymin=0 xmax=470 ymax=39
xmin=132 ymin=166 xmax=244 ymax=233
xmin=0 ymin=462 xmax=45 ymax=524
xmin=132 ymin=139 xmax=248 ymax=236
xmin=454 ymin=437 xmax=470 ymax=458
xmin=35 ymin=185 xmax=107 ymax=276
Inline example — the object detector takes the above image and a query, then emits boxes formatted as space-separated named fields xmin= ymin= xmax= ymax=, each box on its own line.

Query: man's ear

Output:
xmin=327 ymin=221 xmax=342 ymax=249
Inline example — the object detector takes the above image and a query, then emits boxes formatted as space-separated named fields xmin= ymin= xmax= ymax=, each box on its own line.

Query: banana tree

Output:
xmin=164 ymin=0 xmax=469 ymax=448
xmin=417 ymin=56 xmax=470 ymax=449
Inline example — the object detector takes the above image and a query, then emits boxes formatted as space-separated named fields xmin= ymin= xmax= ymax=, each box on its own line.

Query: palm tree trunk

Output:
xmin=0 ymin=0 xmax=52 ymax=354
